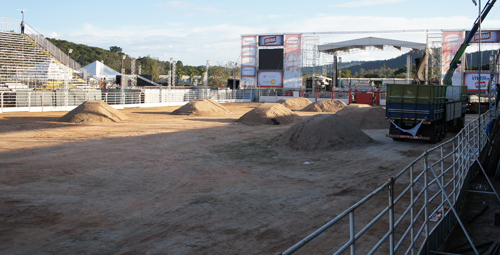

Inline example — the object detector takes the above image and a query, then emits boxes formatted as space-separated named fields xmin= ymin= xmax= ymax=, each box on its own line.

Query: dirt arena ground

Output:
xmin=0 ymin=103 xmax=482 ymax=254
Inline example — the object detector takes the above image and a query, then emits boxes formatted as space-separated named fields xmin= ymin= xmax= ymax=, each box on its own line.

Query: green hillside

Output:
xmin=47 ymin=38 xmax=207 ymax=82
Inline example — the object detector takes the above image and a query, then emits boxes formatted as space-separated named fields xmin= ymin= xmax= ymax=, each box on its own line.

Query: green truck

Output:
xmin=386 ymin=0 xmax=495 ymax=143
xmin=386 ymin=84 xmax=467 ymax=143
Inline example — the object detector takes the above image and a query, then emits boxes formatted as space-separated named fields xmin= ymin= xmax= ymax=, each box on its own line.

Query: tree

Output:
xmin=341 ymin=70 xmax=351 ymax=78
xmin=188 ymin=68 xmax=196 ymax=83
xmin=208 ymin=65 xmax=231 ymax=87
xmin=177 ymin=68 xmax=185 ymax=81
xmin=109 ymin=46 xmax=122 ymax=54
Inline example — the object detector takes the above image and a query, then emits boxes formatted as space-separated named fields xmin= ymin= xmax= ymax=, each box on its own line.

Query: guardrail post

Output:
xmin=105 ymin=93 xmax=108 ymax=103
xmin=349 ymin=211 xmax=355 ymax=255
xmin=1 ymin=92 xmax=3 ymax=113
xmin=452 ymin=138 xmax=457 ymax=204
xmin=410 ymin=165 xmax=415 ymax=255
xmin=424 ymin=153 xmax=429 ymax=248
xmin=388 ymin=177 xmax=395 ymax=255
xmin=440 ymin=146 xmax=444 ymax=206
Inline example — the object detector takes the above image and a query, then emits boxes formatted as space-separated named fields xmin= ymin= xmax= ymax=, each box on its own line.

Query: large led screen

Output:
xmin=259 ymin=49 xmax=284 ymax=70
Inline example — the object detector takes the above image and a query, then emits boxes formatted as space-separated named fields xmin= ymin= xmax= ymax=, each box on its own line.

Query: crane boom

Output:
xmin=443 ymin=0 xmax=497 ymax=85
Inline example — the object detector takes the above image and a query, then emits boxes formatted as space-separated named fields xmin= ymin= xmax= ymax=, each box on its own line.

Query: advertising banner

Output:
xmin=284 ymin=34 xmax=302 ymax=89
xmin=242 ymin=47 xmax=256 ymax=56
xmin=242 ymin=67 xmax=256 ymax=76
xmin=242 ymin=36 xmax=256 ymax=46
xmin=241 ymin=35 xmax=257 ymax=88
xmin=464 ymin=71 xmax=498 ymax=91
xmin=242 ymin=77 xmax=255 ymax=87
xmin=258 ymin=71 xmax=282 ymax=87
xmin=442 ymin=31 xmax=464 ymax=85
xmin=241 ymin=56 xmax=256 ymax=66
xmin=259 ymin=35 xmax=284 ymax=46
xmin=466 ymin=30 xmax=500 ymax=43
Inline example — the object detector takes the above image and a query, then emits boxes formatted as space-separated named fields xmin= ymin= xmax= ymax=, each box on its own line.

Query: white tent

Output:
xmin=78 ymin=61 xmax=120 ymax=80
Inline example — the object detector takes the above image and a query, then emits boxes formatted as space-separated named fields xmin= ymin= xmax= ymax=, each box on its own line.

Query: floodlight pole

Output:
xmin=170 ymin=57 xmax=173 ymax=89
xmin=17 ymin=8 xmax=27 ymax=34
xmin=205 ymin=60 xmax=210 ymax=99
xmin=121 ymin=55 xmax=126 ymax=75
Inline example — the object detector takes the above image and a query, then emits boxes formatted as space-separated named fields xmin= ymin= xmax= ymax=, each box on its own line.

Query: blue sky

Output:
xmin=2 ymin=0 xmax=500 ymax=66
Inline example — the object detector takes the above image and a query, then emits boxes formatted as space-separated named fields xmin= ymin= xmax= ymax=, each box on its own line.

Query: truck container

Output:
xmin=386 ymin=84 xmax=467 ymax=143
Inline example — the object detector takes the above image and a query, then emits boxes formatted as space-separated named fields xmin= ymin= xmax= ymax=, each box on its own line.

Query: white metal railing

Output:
xmin=280 ymin=111 xmax=494 ymax=254
xmin=0 ymin=17 xmax=21 ymax=33
xmin=23 ymin=23 xmax=81 ymax=70
xmin=0 ymin=88 xmax=256 ymax=113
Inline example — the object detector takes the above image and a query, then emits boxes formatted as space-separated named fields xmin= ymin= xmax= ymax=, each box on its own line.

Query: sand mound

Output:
xmin=336 ymin=106 xmax=389 ymax=129
xmin=236 ymin=103 xmax=302 ymax=125
xmin=59 ymin=100 xmax=128 ymax=123
xmin=171 ymin=99 xmax=231 ymax=116
xmin=302 ymin=99 xmax=347 ymax=113
xmin=266 ymin=114 xmax=374 ymax=151
xmin=276 ymin=97 xmax=312 ymax=110
xmin=345 ymin=103 xmax=371 ymax=109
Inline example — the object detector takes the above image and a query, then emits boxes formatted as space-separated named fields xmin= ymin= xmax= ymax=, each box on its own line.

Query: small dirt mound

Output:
xmin=172 ymin=99 xmax=231 ymax=116
xmin=336 ymin=106 xmax=389 ymax=129
xmin=277 ymin=97 xmax=312 ymax=110
xmin=266 ymin=114 xmax=374 ymax=151
xmin=236 ymin=103 xmax=302 ymax=125
xmin=302 ymin=99 xmax=347 ymax=113
xmin=345 ymin=103 xmax=372 ymax=109
xmin=59 ymin=100 xmax=128 ymax=123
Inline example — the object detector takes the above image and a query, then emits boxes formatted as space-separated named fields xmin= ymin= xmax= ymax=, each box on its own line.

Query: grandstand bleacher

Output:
xmin=0 ymin=30 xmax=86 ymax=90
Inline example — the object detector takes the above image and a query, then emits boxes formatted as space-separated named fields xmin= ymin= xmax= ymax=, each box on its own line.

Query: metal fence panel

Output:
xmin=281 ymin=111 xmax=493 ymax=255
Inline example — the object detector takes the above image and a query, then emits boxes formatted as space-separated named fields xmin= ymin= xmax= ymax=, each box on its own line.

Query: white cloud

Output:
xmin=56 ymin=13 xmax=500 ymax=66
xmin=49 ymin=31 xmax=58 ymax=38
xmin=331 ymin=0 xmax=406 ymax=8
xmin=154 ymin=1 xmax=226 ymax=14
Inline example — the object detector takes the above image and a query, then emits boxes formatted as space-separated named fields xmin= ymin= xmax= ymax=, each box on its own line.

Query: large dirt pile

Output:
xmin=236 ymin=103 xmax=302 ymax=125
xmin=276 ymin=97 xmax=312 ymax=110
xmin=266 ymin=114 xmax=374 ymax=151
xmin=59 ymin=100 xmax=129 ymax=123
xmin=302 ymin=99 xmax=347 ymax=113
xmin=336 ymin=106 xmax=389 ymax=129
xmin=172 ymin=99 xmax=231 ymax=116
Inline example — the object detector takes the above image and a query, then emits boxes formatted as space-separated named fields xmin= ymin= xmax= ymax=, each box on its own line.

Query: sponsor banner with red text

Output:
xmin=441 ymin=31 xmax=464 ymax=85
xmin=259 ymin=35 xmax=284 ymax=46
xmin=464 ymin=71 xmax=498 ymax=91
xmin=284 ymin=34 xmax=301 ymax=89
xmin=258 ymin=71 xmax=282 ymax=87
xmin=466 ymin=30 xmax=500 ymax=43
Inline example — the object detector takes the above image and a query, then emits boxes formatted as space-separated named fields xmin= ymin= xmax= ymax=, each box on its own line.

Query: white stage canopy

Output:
xmin=78 ymin=60 xmax=120 ymax=79
xmin=318 ymin=37 xmax=426 ymax=54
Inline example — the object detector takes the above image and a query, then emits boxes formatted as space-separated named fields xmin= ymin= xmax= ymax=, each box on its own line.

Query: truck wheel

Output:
xmin=429 ymin=124 xmax=441 ymax=144
xmin=440 ymin=123 xmax=447 ymax=139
